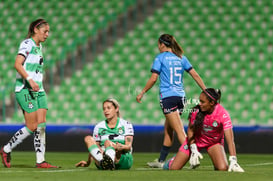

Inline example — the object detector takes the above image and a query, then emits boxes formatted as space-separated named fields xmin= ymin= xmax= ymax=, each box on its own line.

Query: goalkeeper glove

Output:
xmin=228 ymin=156 xmax=244 ymax=172
xmin=189 ymin=143 xmax=203 ymax=169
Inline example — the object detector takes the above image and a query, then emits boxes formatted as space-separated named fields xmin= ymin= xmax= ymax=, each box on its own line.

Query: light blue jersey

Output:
xmin=151 ymin=52 xmax=192 ymax=99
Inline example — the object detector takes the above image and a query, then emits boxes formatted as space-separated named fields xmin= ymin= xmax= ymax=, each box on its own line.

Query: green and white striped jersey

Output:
xmin=93 ymin=118 xmax=134 ymax=151
xmin=15 ymin=38 xmax=44 ymax=92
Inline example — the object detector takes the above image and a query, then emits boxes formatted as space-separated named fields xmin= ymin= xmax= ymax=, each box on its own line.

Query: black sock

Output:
xmin=159 ymin=145 xmax=171 ymax=162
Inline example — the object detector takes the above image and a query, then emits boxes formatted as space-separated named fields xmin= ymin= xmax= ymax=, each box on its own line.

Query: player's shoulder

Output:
xmin=21 ymin=38 xmax=33 ymax=45
xmin=181 ymin=55 xmax=190 ymax=61
xmin=95 ymin=120 xmax=107 ymax=128
xmin=20 ymin=38 xmax=34 ymax=48
xmin=119 ymin=118 xmax=133 ymax=126
xmin=215 ymin=104 xmax=230 ymax=116
xmin=155 ymin=51 xmax=170 ymax=59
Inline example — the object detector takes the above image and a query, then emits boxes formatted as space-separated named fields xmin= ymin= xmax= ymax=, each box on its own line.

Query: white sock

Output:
xmin=3 ymin=127 xmax=33 ymax=153
xmin=88 ymin=145 xmax=103 ymax=162
xmin=105 ymin=146 xmax=116 ymax=162
xmin=34 ymin=123 xmax=46 ymax=163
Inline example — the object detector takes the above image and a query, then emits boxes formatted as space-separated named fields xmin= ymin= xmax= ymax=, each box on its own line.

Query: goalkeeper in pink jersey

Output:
xmin=164 ymin=88 xmax=244 ymax=172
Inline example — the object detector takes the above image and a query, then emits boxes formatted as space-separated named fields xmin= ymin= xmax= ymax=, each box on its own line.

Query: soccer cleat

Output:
xmin=147 ymin=159 xmax=164 ymax=168
xmin=36 ymin=161 xmax=59 ymax=168
xmin=0 ymin=147 xmax=11 ymax=168
xmin=100 ymin=154 xmax=115 ymax=170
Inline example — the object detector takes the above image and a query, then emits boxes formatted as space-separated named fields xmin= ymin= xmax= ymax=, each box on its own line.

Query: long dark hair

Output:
xmin=188 ymin=88 xmax=221 ymax=142
xmin=27 ymin=18 xmax=48 ymax=38
xmin=158 ymin=34 xmax=184 ymax=58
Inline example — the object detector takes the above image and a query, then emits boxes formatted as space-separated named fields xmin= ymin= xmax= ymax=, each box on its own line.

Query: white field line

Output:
xmin=0 ymin=168 xmax=87 ymax=173
xmin=0 ymin=162 xmax=273 ymax=172
xmin=136 ymin=162 xmax=273 ymax=170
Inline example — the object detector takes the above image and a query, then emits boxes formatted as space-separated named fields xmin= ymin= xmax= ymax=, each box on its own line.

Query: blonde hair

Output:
xmin=103 ymin=98 xmax=120 ymax=117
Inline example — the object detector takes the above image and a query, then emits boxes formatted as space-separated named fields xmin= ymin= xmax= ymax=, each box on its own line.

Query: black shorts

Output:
xmin=160 ymin=96 xmax=186 ymax=115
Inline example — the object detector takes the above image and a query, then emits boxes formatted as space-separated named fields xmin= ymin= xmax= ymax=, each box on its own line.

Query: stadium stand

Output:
xmin=1 ymin=0 xmax=272 ymax=125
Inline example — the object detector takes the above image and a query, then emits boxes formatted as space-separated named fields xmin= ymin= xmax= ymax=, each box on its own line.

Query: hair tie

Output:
xmin=159 ymin=38 xmax=171 ymax=46
xmin=34 ymin=21 xmax=45 ymax=29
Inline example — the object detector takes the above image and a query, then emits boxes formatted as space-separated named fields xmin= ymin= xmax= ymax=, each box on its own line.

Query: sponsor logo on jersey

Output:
xmin=212 ymin=121 xmax=218 ymax=127
xmin=28 ymin=102 xmax=34 ymax=109
xmin=118 ymin=127 xmax=124 ymax=134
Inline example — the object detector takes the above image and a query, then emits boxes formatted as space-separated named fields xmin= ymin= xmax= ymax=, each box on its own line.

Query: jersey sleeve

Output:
xmin=221 ymin=110 xmax=233 ymax=130
xmin=151 ymin=54 xmax=161 ymax=74
xmin=182 ymin=56 xmax=193 ymax=72
xmin=92 ymin=124 xmax=101 ymax=142
xmin=124 ymin=121 xmax=134 ymax=136
xmin=18 ymin=39 xmax=32 ymax=58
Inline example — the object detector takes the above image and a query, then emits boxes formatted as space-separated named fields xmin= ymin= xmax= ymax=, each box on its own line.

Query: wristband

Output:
xmin=26 ymin=76 xmax=32 ymax=81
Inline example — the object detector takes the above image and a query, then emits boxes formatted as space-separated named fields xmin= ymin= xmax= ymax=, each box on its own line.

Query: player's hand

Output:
xmin=28 ymin=79 xmax=40 ymax=92
xmin=75 ymin=160 xmax=89 ymax=167
xmin=115 ymin=142 xmax=124 ymax=151
xmin=228 ymin=156 xmax=244 ymax=172
xmin=189 ymin=143 xmax=203 ymax=169
xmin=136 ymin=93 xmax=144 ymax=103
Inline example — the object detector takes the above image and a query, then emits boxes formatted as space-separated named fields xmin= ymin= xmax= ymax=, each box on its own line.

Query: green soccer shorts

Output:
xmin=15 ymin=89 xmax=48 ymax=113
xmin=115 ymin=153 xmax=133 ymax=170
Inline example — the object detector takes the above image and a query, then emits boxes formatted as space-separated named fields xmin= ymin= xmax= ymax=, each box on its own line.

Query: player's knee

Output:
xmin=84 ymin=135 xmax=94 ymax=144
xmin=215 ymin=164 xmax=228 ymax=171
xmin=26 ymin=124 xmax=38 ymax=132
xmin=104 ymin=140 xmax=112 ymax=147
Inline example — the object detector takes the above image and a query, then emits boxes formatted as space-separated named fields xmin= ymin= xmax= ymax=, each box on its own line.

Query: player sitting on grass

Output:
xmin=164 ymin=88 xmax=244 ymax=172
xmin=75 ymin=98 xmax=134 ymax=170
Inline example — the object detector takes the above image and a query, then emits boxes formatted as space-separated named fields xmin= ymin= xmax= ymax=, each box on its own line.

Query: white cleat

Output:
xmin=147 ymin=159 xmax=164 ymax=168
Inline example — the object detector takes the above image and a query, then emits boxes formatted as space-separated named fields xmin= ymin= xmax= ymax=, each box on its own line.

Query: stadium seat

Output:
xmin=2 ymin=0 xmax=272 ymax=126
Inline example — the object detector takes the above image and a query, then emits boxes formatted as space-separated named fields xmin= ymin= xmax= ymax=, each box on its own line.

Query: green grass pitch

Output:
xmin=0 ymin=152 xmax=272 ymax=181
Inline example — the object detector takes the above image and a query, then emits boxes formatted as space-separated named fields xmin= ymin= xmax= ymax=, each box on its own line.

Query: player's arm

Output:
xmin=14 ymin=54 xmax=39 ymax=91
xmin=224 ymin=128 xmax=236 ymax=156
xmin=188 ymin=68 xmax=206 ymax=91
xmin=75 ymin=153 xmax=92 ymax=167
xmin=187 ymin=121 xmax=195 ymax=144
xmin=116 ymin=135 xmax=133 ymax=152
xmin=187 ymin=113 xmax=203 ymax=169
xmin=225 ymin=128 xmax=244 ymax=172
xmin=136 ymin=73 xmax=158 ymax=103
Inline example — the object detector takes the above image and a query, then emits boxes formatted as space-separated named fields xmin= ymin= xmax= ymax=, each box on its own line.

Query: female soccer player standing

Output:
xmin=75 ymin=98 xmax=134 ymax=170
xmin=0 ymin=19 xmax=58 ymax=168
xmin=136 ymin=34 xmax=206 ymax=168
xmin=164 ymin=88 xmax=244 ymax=172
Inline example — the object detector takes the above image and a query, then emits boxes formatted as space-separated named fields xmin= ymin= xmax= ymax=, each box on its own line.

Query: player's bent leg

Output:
xmin=169 ymin=141 xmax=190 ymax=170
xmin=207 ymin=144 xmax=228 ymax=171
xmin=84 ymin=135 xmax=97 ymax=148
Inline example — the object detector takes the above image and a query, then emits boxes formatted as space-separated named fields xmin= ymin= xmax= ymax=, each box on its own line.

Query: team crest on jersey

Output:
xmin=118 ymin=127 xmax=124 ymax=134
xmin=212 ymin=121 xmax=218 ymax=127
xmin=28 ymin=102 xmax=34 ymax=109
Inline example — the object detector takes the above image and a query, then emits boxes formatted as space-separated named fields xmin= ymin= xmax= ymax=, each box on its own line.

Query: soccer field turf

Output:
xmin=0 ymin=152 xmax=272 ymax=181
